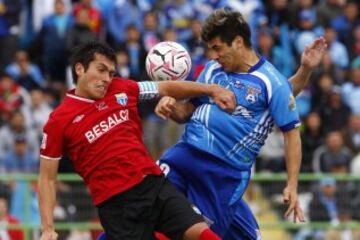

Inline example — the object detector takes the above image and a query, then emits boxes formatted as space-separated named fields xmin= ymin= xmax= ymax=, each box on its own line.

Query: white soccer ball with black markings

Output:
xmin=145 ymin=41 xmax=191 ymax=81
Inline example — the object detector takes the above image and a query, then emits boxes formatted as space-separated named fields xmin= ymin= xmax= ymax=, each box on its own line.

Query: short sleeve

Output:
xmin=269 ymin=82 xmax=301 ymax=132
xmin=40 ymin=115 xmax=64 ymax=160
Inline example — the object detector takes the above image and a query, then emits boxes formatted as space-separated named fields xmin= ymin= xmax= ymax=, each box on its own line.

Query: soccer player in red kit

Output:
xmin=38 ymin=41 xmax=236 ymax=240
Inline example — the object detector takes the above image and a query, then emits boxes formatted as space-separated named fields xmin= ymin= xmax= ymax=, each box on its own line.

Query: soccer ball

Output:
xmin=145 ymin=41 xmax=191 ymax=81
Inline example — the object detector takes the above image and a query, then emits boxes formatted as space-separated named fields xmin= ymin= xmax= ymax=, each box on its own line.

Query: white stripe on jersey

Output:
xmin=138 ymin=81 xmax=159 ymax=101
xmin=249 ymin=71 xmax=273 ymax=104
xmin=226 ymin=111 xmax=273 ymax=158
xmin=40 ymin=154 xmax=62 ymax=161
xmin=204 ymin=62 xmax=221 ymax=84
xmin=191 ymin=104 xmax=214 ymax=149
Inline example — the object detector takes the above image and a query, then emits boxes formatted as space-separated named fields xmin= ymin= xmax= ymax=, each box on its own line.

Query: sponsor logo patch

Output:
xmin=72 ymin=114 xmax=84 ymax=123
xmin=115 ymin=93 xmax=128 ymax=106
xmin=245 ymin=86 xmax=261 ymax=104
xmin=288 ymin=94 xmax=296 ymax=111
xmin=41 ymin=133 xmax=47 ymax=149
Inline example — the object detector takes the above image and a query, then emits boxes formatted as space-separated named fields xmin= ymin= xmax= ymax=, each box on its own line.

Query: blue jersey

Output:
xmin=181 ymin=57 xmax=300 ymax=170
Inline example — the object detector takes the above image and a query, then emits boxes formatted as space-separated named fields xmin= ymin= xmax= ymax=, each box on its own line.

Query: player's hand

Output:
xmin=301 ymin=37 xmax=327 ymax=71
xmin=40 ymin=229 xmax=58 ymax=240
xmin=155 ymin=96 xmax=177 ymax=120
xmin=209 ymin=85 xmax=236 ymax=113
xmin=283 ymin=186 xmax=305 ymax=223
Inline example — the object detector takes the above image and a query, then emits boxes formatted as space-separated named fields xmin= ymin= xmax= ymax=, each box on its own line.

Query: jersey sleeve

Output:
xmin=40 ymin=114 xmax=64 ymax=160
xmin=269 ymin=82 xmax=301 ymax=132
xmin=137 ymin=81 xmax=160 ymax=101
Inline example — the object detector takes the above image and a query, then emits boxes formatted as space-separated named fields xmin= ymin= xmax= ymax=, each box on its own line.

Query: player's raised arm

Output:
xmin=158 ymin=81 xmax=235 ymax=112
xmin=138 ymin=81 xmax=236 ymax=113
xmin=289 ymin=37 xmax=327 ymax=96
xmin=38 ymin=157 xmax=59 ymax=240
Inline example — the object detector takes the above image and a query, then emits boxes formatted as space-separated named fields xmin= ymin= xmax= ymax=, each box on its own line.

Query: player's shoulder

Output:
xmin=204 ymin=60 xmax=222 ymax=73
xmin=250 ymin=59 xmax=289 ymax=89
xmin=46 ymin=101 xmax=72 ymax=125
xmin=108 ymin=77 xmax=139 ymax=95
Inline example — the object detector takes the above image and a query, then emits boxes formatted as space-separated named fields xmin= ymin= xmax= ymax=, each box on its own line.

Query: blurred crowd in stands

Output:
xmin=0 ymin=0 xmax=359 ymax=239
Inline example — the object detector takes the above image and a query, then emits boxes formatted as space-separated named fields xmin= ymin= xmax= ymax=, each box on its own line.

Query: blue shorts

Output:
xmin=159 ymin=142 xmax=261 ymax=240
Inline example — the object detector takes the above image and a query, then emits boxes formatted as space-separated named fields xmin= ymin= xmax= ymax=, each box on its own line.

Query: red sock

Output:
xmin=199 ymin=228 xmax=221 ymax=240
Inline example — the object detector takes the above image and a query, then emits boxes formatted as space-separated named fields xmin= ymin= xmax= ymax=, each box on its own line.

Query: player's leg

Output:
xmin=160 ymin=142 xmax=253 ymax=237
xmin=154 ymin=178 xmax=220 ymax=240
xmin=223 ymin=198 xmax=261 ymax=240
xmin=96 ymin=176 xmax=163 ymax=240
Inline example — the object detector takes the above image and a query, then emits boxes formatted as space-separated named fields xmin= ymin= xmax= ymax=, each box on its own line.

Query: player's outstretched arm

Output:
xmin=157 ymin=81 xmax=236 ymax=113
xmin=282 ymin=128 xmax=305 ymax=223
xmin=38 ymin=158 xmax=59 ymax=240
xmin=155 ymin=96 xmax=195 ymax=123
xmin=289 ymin=37 xmax=327 ymax=97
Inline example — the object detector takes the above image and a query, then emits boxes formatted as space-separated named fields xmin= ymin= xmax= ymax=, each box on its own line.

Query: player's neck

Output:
xmin=237 ymin=49 xmax=259 ymax=73
xmin=74 ymin=88 xmax=92 ymax=100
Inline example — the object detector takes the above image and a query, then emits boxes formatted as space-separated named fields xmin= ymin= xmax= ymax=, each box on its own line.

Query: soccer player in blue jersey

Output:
xmin=156 ymin=9 xmax=327 ymax=240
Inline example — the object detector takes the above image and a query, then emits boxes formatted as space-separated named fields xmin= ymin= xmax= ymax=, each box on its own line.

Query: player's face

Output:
xmin=207 ymin=37 xmax=241 ymax=72
xmin=75 ymin=53 xmax=116 ymax=100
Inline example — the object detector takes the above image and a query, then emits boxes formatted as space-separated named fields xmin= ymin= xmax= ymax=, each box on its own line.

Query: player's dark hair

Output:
xmin=69 ymin=41 xmax=117 ymax=84
xmin=201 ymin=8 xmax=252 ymax=48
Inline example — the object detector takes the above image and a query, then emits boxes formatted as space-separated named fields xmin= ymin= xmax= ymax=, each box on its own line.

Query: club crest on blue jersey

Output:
xmin=115 ymin=93 xmax=128 ymax=106
xmin=288 ymin=94 xmax=296 ymax=111
xmin=245 ymin=86 xmax=261 ymax=104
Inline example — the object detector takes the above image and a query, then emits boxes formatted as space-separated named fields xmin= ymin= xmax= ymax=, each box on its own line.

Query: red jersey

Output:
xmin=40 ymin=78 xmax=161 ymax=205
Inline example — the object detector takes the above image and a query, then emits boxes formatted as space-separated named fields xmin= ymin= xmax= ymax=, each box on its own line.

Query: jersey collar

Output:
xmin=248 ymin=56 xmax=265 ymax=73
xmin=66 ymin=89 xmax=95 ymax=103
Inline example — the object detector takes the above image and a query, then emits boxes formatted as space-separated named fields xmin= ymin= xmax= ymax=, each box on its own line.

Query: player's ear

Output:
xmin=75 ymin=63 xmax=85 ymax=76
xmin=233 ymin=36 xmax=244 ymax=49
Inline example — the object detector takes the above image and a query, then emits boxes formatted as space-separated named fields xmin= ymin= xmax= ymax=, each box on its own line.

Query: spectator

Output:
xmin=5 ymin=50 xmax=46 ymax=91
xmin=342 ymin=114 xmax=360 ymax=154
xmin=114 ymin=49 xmax=132 ymax=79
xmin=2 ymin=134 xmax=38 ymax=173
xmin=0 ymin=73 xmax=31 ymax=126
xmin=36 ymin=0 xmax=73 ymax=84
xmin=311 ymin=51 xmax=345 ymax=85
xmin=65 ymin=8 xmax=97 ymax=55
xmin=317 ymin=0 xmax=344 ymax=26
xmin=293 ymin=9 xmax=324 ymax=55
xmin=162 ymin=0 xmax=196 ymax=42
xmin=349 ymin=25 xmax=360 ymax=61
xmin=141 ymin=11 xmax=161 ymax=52
xmin=331 ymin=1 xmax=360 ymax=51
xmin=309 ymin=177 xmax=353 ymax=239
xmin=106 ymin=0 xmax=142 ymax=45
xmin=311 ymin=73 xmax=334 ymax=110
xmin=319 ymin=86 xmax=351 ymax=133
xmin=186 ymin=19 xmax=209 ymax=80
xmin=21 ymin=89 xmax=53 ymax=141
xmin=72 ymin=0 xmax=102 ymax=35
xmin=301 ymin=112 xmax=324 ymax=172
xmin=0 ymin=196 xmax=24 ymax=240
xmin=256 ymin=26 xmax=294 ymax=77
xmin=323 ymin=26 xmax=349 ymax=69
xmin=0 ymin=111 xmax=39 ymax=160
xmin=117 ymin=24 xmax=147 ymax=81
xmin=32 ymin=0 xmax=72 ymax=33
xmin=0 ymin=0 xmax=22 ymax=67
xmin=342 ymin=57 xmax=360 ymax=114
xmin=313 ymin=131 xmax=353 ymax=173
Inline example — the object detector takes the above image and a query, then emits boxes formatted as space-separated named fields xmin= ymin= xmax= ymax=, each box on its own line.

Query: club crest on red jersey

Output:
xmin=115 ymin=93 xmax=128 ymax=106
